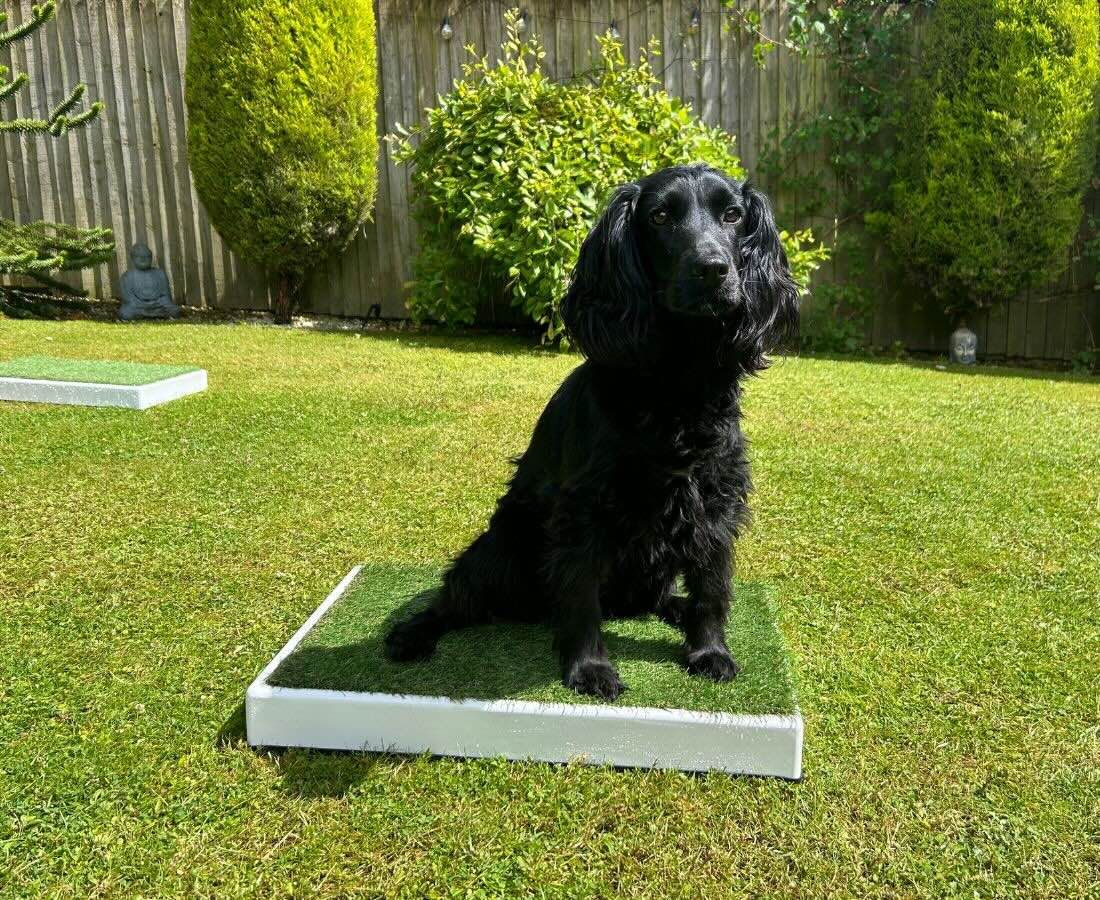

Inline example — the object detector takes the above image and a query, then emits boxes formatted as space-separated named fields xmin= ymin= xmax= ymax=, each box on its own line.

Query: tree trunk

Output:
xmin=273 ymin=273 xmax=293 ymax=324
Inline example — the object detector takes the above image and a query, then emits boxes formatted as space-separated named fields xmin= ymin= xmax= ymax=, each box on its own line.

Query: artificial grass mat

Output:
xmin=268 ymin=565 xmax=798 ymax=716
xmin=0 ymin=354 xmax=198 ymax=385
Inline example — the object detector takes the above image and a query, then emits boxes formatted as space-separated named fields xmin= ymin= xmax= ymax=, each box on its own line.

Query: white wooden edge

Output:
xmin=0 ymin=369 xmax=207 ymax=409
xmin=246 ymin=567 xmax=804 ymax=779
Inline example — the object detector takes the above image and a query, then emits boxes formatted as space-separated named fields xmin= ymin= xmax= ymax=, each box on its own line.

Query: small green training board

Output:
xmin=0 ymin=355 xmax=198 ymax=386
xmin=269 ymin=565 xmax=798 ymax=716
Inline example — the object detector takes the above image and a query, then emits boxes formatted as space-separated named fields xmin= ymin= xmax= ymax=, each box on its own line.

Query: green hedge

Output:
xmin=393 ymin=11 xmax=826 ymax=341
xmin=186 ymin=0 xmax=378 ymax=318
xmin=873 ymin=0 xmax=1099 ymax=318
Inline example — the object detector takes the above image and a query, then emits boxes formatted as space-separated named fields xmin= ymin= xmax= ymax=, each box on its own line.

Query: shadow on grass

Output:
xmin=798 ymin=350 xmax=1099 ymax=384
xmin=276 ymin=748 xmax=395 ymax=799
xmin=270 ymin=585 xmax=686 ymax=701
xmin=215 ymin=702 xmax=247 ymax=747
xmin=213 ymin=688 xmax=391 ymax=798
xmin=350 ymin=330 xmax=1099 ymax=382
xmin=325 ymin=327 xmax=561 ymax=360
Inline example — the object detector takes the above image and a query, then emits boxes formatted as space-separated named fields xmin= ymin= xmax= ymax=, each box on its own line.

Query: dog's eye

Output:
xmin=723 ymin=207 xmax=743 ymax=224
xmin=650 ymin=209 xmax=668 ymax=225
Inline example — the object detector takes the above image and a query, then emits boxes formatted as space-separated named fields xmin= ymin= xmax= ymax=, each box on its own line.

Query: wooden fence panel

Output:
xmin=0 ymin=0 xmax=1095 ymax=359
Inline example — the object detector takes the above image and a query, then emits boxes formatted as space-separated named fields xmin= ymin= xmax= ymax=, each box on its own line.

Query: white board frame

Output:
xmin=247 ymin=566 xmax=804 ymax=779
xmin=0 ymin=369 xmax=207 ymax=409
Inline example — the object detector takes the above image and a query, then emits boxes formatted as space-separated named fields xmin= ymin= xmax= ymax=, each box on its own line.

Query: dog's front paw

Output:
xmin=686 ymin=647 xmax=741 ymax=682
xmin=564 ymin=659 xmax=627 ymax=701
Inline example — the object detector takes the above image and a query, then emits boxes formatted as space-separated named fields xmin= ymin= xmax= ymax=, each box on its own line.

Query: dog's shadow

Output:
xmin=219 ymin=586 xmax=688 ymax=798
xmin=269 ymin=586 xmax=687 ymax=704
xmin=216 ymin=702 xmax=392 ymax=798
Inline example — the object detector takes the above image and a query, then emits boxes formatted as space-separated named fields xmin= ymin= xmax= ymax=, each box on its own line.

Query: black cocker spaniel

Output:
xmin=385 ymin=163 xmax=799 ymax=700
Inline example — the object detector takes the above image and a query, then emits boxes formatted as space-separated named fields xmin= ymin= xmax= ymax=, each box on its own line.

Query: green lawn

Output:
xmin=268 ymin=566 xmax=796 ymax=716
xmin=1 ymin=319 xmax=1097 ymax=897
xmin=0 ymin=354 xmax=199 ymax=385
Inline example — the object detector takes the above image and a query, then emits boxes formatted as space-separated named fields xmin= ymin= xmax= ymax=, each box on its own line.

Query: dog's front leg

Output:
xmin=681 ymin=542 xmax=741 ymax=681
xmin=545 ymin=549 xmax=625 ymax=701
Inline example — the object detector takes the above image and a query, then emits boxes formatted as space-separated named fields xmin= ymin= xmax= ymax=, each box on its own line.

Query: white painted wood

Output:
xmin=0 ymin=368 xmax=207 ymax=409
xmin=246 ymin=567 xmax=804 ymax=779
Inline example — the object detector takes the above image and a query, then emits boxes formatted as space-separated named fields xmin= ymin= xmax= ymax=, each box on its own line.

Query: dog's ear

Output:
xmin=735 ymin=183 xmax=800 ymax=370
xmin=560 ymin=182 xmax=657 ymax=367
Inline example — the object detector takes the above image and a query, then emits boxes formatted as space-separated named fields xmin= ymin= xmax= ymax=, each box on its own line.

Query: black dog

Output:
xmin=385 ymin=163 xmax=798 ymax=700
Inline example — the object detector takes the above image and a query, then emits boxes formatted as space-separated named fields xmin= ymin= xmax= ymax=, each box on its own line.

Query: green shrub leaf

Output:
xmin=392 ymin=9 xmax=825 ymax=338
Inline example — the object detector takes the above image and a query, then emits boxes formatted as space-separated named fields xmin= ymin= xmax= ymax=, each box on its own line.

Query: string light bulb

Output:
xmin=440 ymin=15 xmax=453 ymax=40
xmin=608 ymin=19 xmax=620 ymax=40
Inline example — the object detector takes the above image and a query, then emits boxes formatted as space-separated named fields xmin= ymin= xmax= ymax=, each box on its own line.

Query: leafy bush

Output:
xmin=731 ymin=1 xmax=922 ymax=354
xmin=872 ymin=0 xmax=1099 ymax=319
xmin=740 ymin=0 xmax=922 ymax=223
xmin=392 ymin=10 xmax=826 ymax=340
xmin=186 ymin=0 xmax=378 ymax=321
xmin=796 ymin=229 xmax=879 ymax=354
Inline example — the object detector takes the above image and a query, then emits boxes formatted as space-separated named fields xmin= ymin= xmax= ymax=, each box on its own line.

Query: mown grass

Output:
xmin=1 ymin=319 xmax=1097 ymax=898
xmin=268 ymin=565 xmax=796 ymax=715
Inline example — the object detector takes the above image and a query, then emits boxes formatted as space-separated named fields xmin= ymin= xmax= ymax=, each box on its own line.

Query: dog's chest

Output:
xmin=621 ymin=415 xmax=746 ymax=540
xmin=643 ymin=396 xmax=742 ymax=477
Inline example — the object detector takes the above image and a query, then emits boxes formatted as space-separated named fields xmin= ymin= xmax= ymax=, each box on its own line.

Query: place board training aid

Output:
xmin=247 ymin=565 xmax=804 ymax=778
xmin=0 ymin=356 xmax=207 ymax=409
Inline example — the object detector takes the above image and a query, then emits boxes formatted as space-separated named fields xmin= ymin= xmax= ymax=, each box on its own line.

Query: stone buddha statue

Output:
xmin=949 ymin=322 xmax=977 ymax=365
xmin=119 ymin=242 xmax=179 ymax=321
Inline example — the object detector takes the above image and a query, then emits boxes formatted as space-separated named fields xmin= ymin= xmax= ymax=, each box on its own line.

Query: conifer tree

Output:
xmin=876 ymin=0 xmax=1099 ymax=320
xmin=186 ymin=0 xmax=378 ymax=323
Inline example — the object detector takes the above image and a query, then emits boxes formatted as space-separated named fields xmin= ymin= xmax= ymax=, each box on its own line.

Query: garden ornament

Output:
xmin=119 ymin=242 xmax=179 ymax=321
xmin=949 ymin=322 xmax=977 ymax=365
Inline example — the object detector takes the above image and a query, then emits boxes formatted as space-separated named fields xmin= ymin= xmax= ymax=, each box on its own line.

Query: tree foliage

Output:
xmin=392 ymin=10 xmax=826 ymax=341
xmin=0 ymin=220 xmax=113 ymax=278
xmin=728 ymin=0 xmax=927 ymax=352
xmin=0 ymin=0 xmax=111 ymax=311
xmin=186 ymin=0 xmax=378 ymax=321
xmin=871 ymin=0 xmax=1100 ymax=317
xmin=734 ymin=0 xmax=923 ymax=221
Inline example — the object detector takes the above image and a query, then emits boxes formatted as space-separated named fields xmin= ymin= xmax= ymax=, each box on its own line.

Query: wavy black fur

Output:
xmin=385 ymin=164 xmax=799 ymax=700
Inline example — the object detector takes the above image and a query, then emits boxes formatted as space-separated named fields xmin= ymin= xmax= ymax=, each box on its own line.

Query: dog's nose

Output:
xmin=692 ymin=257 xmax=730 ymax=284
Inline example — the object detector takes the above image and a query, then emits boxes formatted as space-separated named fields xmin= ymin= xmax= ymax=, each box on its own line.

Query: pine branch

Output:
xmin=0 ymin=248 xmax=39 ymax=270
xmin=0 ymin=116 xmax=56 ymax=134
xmin=48 ymin=99 xmax=104 ymax=136
xmin=64 ymin=102 xmax=103 ymax=129
xmin=0 ymin=93 xmax=103 ymax=134
xmin=18 ymin=253 xmax=66 ymax=272
xmin=0 ymin=2 xmax=111 ymax=301
xmin=0 ymin=3 xmax=103 ymax=135
xmin=0 ymin=72 xmax=28 ymax=103
xmin=0 ymin=219 xmax=114 ymax=279
xmin=0 ymin=1 xmax=55 ymax=51
xmin=48 ymin=82 xmax=83 ymax=121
